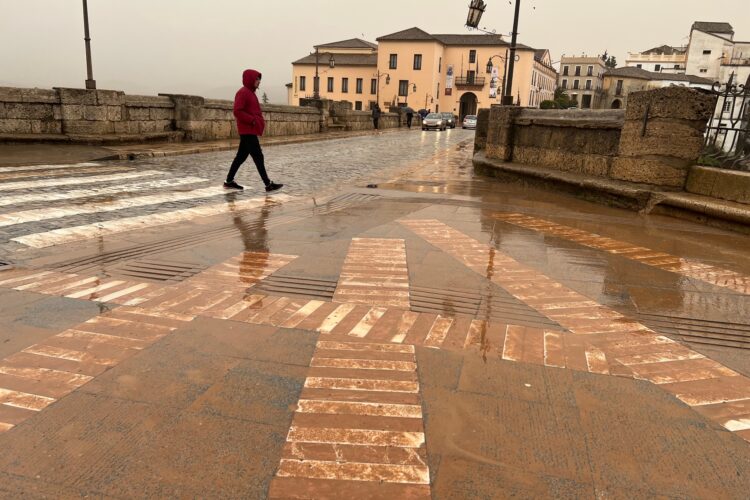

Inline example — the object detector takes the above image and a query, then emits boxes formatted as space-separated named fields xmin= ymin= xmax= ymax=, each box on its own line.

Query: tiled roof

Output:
xmin=641 ymin=45 xmax=686 ymax=55
xmin=692 ymin=22 xmax=734 ymax=35
xmin=292 ymin=53 xmax=377 ymax=66
xmin=315 ymin=38 xmax=377 ymax=50
xmin=376 ymin=27 xmax=435 ymax=41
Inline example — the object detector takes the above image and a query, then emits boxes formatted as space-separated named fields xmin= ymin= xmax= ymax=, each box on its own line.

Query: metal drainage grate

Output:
xmin=638 ymin=312 xmax=750 ymax=351
xmin=410 ymin=285 xmax=564 ymax=330
xmin=109 ymin=259 xmax=206 ymax=283
xmin=252 ymin=275 xmax=338 ymax=301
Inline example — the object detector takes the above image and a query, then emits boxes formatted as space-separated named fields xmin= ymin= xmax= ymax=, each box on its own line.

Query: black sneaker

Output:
xmin=265 ymin=182 xmax=284 ymax=192
xmin=223 ymin=181 xmax=244 ymax=190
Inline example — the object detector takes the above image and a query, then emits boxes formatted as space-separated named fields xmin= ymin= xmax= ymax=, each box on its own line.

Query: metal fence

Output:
xmin=701 ymin=73 xmax=750 ymax=171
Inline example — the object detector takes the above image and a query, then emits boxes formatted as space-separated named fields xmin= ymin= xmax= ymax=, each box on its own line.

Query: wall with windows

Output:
xmin=375 ymin=40 xmax=444 ymax=110
xmin=685 ymin=30 xmax=734 ymax=80
xmin=290 ymin=64 xmax=379 ymax=110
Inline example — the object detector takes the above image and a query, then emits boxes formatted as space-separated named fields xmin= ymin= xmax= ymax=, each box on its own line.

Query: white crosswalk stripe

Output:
xmin=0 ymin=186 xmax=229 ymax=227
xmin=12 ymin=194 xmax=294 ymax=248
xmin=0 ymin=170 xmax=163 ymax=192
xmin=0 ymin=176 xmax=207 ymax=208
xmin=0 ymin=162 xmax=101 ymax=173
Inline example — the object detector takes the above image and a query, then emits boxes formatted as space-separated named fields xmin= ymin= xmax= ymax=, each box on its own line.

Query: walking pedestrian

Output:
xmin=224 ymin=69 xmax=283 ymax=192
xmin=371 ymin=104 xmax=381 ymax=130
xmin=404 ymin=106 xmax=415 ymax=129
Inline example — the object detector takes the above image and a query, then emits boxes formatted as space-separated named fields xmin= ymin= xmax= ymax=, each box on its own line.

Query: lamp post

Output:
xmin=82 ymin=0 xmax=96 ymax=89
xmin=467 ymin=0 xmax=522 ymax=105
xmin=313 ymin=48 xmax=335 ymax=99
xmin=375 ymin=71 xmax=390 ymax=109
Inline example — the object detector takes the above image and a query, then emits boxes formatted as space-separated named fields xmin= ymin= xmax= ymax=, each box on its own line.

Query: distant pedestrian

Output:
xmin=224 ymin=69 xmax=283 ymax=192
xmin=404 ymin=106 xmax=414 ymax=129
xmin=372 ymin=104 xmax=381 ymax=130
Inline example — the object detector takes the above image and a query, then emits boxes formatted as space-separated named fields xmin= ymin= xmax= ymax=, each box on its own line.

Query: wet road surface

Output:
xmin=1 ymin=129 xmax=749 ymax=498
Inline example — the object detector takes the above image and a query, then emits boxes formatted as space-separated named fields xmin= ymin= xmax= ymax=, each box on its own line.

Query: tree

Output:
xmin=605 ymin=56 xmax=617 ymax=69
xmin=262 ymin=92 xmax=269 ymax=104
xmin=553 ymin=87 xmax=574 ymax=109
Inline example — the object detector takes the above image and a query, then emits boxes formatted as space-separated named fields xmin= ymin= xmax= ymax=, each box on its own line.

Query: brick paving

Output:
xmin=1 ymin=128 xmax=750 ymax=497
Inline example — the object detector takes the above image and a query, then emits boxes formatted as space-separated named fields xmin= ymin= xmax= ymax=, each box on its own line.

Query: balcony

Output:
xmin=455 ymin=76 xmax=486 ymax=88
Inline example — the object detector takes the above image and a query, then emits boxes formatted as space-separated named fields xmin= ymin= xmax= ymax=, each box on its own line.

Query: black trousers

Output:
xmin=226 ymin=134 xmax=270 ymax=185
xmin=373 ymin=118 xmax=379 ymax=130
xmin=407 ymin=115 xmax=413 ymax=128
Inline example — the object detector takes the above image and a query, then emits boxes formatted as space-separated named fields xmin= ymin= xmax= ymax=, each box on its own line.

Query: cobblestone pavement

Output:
xmin=1 ymin=129 xmax=750 ymax=498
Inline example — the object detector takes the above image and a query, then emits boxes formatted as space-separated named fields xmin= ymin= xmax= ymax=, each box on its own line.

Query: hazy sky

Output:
xmin=2 ymin=1 xmax=748 ymax=103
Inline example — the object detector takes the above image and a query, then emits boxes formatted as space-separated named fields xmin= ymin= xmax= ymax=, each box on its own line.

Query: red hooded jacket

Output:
xmin=234 ymin=69 xmax=266 ymax=136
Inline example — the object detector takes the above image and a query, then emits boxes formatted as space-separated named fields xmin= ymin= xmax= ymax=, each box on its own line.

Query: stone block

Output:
xmin=686 ymin=166 xmax=750 ymax=204
xmin=210 ymin=121 xmax=232 ymax=138
xmin=2 ymin=103 xmax=54 ymax=120
xmin=0 ymin=87 xmax=25 ymax=103
xmin=114 ymin=121 xmax=134 ymax=134
xmin=52 ymin=105 xmax=62 ymax=120
xmin=59 ymin=104 xmax=84 ymax=120
xmin=149 ymin=107 xmax=174 ymax=120
xmin=610 ymin=157 xmax=688 ymax=188
xmin=126 ymin=107 xmax=151 ymax=120
xmin=20 ymin=88 xmax=59 ymax=104
xmin=95 ymin=90 xmax=125 ymax=105
xmin=624 ymin=86 xmax=716 ymax=122
xmin=83 ymin=105 xmax=107 ymax=121
xmin=56 ymin=87 xmax=97 ymax=105
xmin=31 ymin=120 xmax=62 ymax=134
xmin=64 ymin=119 xmax=114 ymax=135
xmin=0 ymin=118 xmax=32 ymax=134
xmin=137 ymin=120 xmax=160 ymax=133
xmin=618 ymin=120 xmax=705 ymax=161
xmin=106 ymin=105 xmax=123 ymax=121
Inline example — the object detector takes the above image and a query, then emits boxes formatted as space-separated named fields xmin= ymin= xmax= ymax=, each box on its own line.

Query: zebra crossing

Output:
xmin=0 ymin=161 xmax=287 ymax=251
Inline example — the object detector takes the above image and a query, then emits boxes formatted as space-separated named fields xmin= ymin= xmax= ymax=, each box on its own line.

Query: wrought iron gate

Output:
xmin=701 ymin=73 xmax=750 ymax=171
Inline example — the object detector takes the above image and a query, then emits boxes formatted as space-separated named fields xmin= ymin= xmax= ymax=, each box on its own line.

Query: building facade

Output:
xmin=289 ymin=27 xmax=557 ymax=117
xmin=626 ymin=45 xmax=687 ymax=74
xmin=601 ymin=67 xmax=712 ymax=109
xmin=557 ymin=56 xmax=607 ymax=108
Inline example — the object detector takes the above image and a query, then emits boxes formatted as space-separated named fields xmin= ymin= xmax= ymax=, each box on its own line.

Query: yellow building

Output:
xmin=289 ymin=28 xmax=557 ymax=118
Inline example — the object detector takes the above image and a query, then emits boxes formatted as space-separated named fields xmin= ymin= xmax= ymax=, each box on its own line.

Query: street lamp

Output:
xmin=375 ymin=71 xmax=390 ymax=109
xmin=82 ymin=0 xmax=96 ymax=89
xmin=486 ymin=51 xmax=519 ymax=102
xmin=467 ymin=0 xmax=522 ymax=105
xmin=313 ymin=48 xmax=335 ymax=99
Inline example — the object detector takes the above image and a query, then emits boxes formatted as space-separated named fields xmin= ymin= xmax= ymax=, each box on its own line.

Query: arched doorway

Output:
xmin=611 ymin=99 xmax=622 ymax=109
xmin=459 ymin=92 xmax=478 ymax=121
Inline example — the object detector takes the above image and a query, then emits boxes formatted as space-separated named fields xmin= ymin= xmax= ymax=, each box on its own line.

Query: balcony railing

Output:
xmin=455 ymin=76 xmax=486 ymax=87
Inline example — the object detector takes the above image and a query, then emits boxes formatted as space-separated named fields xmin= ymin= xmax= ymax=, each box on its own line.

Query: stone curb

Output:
xmin=473 ymin=151 xmax=750 ymax=234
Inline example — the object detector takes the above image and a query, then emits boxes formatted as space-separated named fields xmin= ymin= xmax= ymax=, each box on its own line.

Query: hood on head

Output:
xmin=242 ymin=69 xmax=262 ymax=90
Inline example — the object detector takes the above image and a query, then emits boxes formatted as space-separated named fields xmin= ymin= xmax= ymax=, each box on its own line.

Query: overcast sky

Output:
xmin=2 ymin=1 xmax=748 ymax=103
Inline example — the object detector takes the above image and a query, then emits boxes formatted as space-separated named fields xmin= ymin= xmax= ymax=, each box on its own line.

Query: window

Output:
xmin=398 ymin=80 xmax=409 ymax=96
xmin=700 ymin=68 xmax=708 ymax=73
xmin=342 ymin=78 xmax=349 ymax=93
xmin=414 ymin=54 xmax=422 ymax=70
xmin=703 ymin=49 xmax=712 ymax=55
xmin=674 ymin=64 xmax=681 ymax=69
xmin=437 ymin=82 xmax=440 ymax=97
xmin=575 ymin=66 xmax=581 ymax=76
xmin=327 ymin=77 xmax=334 ymax=92
xmin=355 ymin=101 xmax=362 ymax=111
xmin=615 ymin=80 xmax=624 ymax=95
xmin=563 ymin=66 xmax=569 ymax=76
xmin=370 ymin=78 xmax=377 ymax=94
xmin=467 ymin=70 xmax=476 ymax=84
xmin=573 ymin=80 xmax=580 ymax=89
xmin=469 ymin=50 xmax=476 ymax=63
xmin=356 ymin=78 xmax=363 ymax=94
xmin=636 ymin=64 xmax=642 ymax=69
xmin=587 ymin=66 xmax=593 ymax=76
xmin=655 ymin=64 xmax=661 ymax=72
xmin=389 ymin=54 xmax=398 ymax=69
xmin=438 ymin=57 xmax=442 ymax=73
xmin=582 ymin=95 xmax=592 ymax=109
xmin=586 ymin=79 xmax=592 ymax=90
xmin=562 ymin=79 xmax=568 ymax=89
xmin=299 ymin=76 xmax=306 ymax=91
xmin=723 ymin=101 xmax=732 ymax=113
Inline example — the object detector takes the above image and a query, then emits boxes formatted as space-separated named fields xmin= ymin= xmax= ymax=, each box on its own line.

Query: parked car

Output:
xmin=422 ymin=113 xmax=446 ymax=131
xmin=462 ymin=114 xmax=478 ymax=129
xmin=440 ymin=112 xmax=457 ymax=128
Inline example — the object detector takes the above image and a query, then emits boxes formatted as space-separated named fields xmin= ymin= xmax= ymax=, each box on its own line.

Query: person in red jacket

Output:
xmin=224 ymin=69 xmax=283 ymax=192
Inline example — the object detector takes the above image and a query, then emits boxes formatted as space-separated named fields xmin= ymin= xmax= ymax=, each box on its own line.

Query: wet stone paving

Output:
xmin=1 ymin=128 xmax=750 ymax=498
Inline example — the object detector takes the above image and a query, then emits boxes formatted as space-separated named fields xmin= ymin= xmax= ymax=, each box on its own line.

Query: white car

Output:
xmin=462 ymin=115 xmax=477 ymax=129
xmin=422 ymin=113 xmax=446 ymax=131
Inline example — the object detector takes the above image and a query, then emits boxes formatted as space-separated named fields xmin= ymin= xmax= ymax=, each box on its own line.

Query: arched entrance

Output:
xmin=459 ymin=92 xmax=478 ymax=121
xmin=611 ymin=99 xmax=622 ymax=109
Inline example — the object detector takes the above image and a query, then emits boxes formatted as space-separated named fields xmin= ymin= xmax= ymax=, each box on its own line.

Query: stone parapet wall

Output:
xmin=0 ymin=87 xmax=406 ymax=143
xmin=477 ymin=87 xmax=716 ymax=189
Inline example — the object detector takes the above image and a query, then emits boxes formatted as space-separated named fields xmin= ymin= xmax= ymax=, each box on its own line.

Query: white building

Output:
xmin=626 ymin=45 xmax=687 ymax=74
